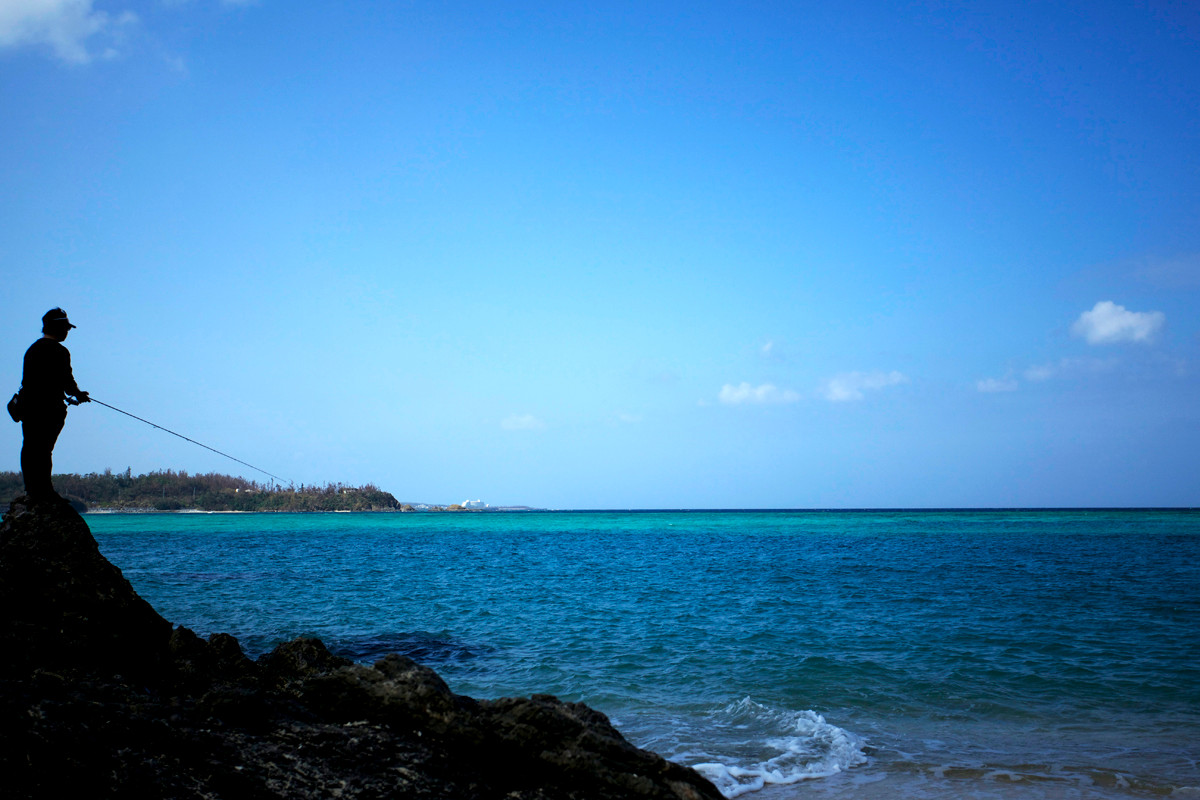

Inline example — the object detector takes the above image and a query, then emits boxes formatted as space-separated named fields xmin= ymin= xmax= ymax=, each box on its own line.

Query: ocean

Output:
xmin=87 ymin=509 xmax=1200 ymax=799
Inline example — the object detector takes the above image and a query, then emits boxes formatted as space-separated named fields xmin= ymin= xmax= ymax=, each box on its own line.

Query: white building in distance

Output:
xmin=461 ymin=499 xmax=489 ymax=509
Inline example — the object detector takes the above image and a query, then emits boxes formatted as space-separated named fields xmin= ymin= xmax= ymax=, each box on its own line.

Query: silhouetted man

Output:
xmin=18 ymin=308 xmax=89 ymax=501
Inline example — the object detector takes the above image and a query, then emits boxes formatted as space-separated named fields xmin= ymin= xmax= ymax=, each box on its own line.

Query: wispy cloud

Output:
xmin=718 ymin=382 xmax=801 ymax=405
xmin=501 ymin=413 xmax=545 ymax=431
xmin=1134 ymin=253 xmax=1200 ymax=289
xmin=976 ymin=376 xmax=1018 ymax=393
xmin=759 ymin=339 xmax=793 ymax=362
xmin=1071 ymin=301 xmax=1164 ymax=345
xmin=163 ymin=0 xmax=258 ymax=6
xmin=0 ymin=0 xmax=136 ymax=63
xmin=1023 ymin=364 xmax=1055 ymax=382
xmin=821 ymin=371 xmax=908 ymax=402
xmin=1024 ymin=357 xmax=1118 ymax=382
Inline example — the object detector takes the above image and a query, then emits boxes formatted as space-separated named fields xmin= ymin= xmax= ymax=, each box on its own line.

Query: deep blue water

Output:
xmin=88 ymin=510 xmax=1200 ymax=799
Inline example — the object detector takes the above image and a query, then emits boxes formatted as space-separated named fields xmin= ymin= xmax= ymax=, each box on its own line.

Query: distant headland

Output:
xmin=0 ymin=470 xmax=536 ymax=513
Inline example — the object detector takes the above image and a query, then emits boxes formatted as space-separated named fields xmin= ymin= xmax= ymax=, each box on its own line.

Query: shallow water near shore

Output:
xmin=88 ymin=509 xmax=1200 ymax=799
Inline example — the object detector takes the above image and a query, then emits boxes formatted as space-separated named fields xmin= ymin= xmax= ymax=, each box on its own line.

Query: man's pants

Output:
xmin=21 ymin=406 xmax=67 ymax=499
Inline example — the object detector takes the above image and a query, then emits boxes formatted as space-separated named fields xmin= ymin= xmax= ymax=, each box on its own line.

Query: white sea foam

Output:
xmin=688 ymin=698 xmax=867 ymax=798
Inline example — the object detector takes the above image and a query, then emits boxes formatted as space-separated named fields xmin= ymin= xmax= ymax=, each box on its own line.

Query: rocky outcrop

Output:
xmin=0 ymin=497 xmax=723 ymax=800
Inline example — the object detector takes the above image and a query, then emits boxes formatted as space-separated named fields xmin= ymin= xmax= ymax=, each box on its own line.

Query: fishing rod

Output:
xmin=87 ymin=397 xmax=291 ymax=486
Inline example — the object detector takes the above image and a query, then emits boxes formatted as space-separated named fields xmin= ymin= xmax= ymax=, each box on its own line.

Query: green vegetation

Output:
xmin=0 ymin=469 xmax=408 ymax=512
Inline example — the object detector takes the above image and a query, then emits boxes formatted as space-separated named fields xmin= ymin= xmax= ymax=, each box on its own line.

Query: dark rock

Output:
xmin=258 ymin=635 xmax=352 ymax=684
xmin=0 ymin=494 xmax=172 ymax=679
xmin=473 ymin=694 xmax=720 ymax=800
xmin=0 ymin=497 xmax=725 ymax=800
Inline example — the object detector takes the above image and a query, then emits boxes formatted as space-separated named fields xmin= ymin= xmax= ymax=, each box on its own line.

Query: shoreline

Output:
xmin=79 ymin=505 xmax=1200 ymax=514
xmin=85 ymin=510 xmax=412 ymax=515
xmin=2 ymin=496 xmax=724 ymax=800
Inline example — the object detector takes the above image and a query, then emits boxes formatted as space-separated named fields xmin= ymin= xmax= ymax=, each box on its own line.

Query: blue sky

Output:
xmin=2 ymin=0 xmax=1197 ymax=508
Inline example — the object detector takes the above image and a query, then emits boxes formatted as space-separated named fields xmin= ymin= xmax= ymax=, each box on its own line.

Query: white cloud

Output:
xmin=615 ymin=412 xmax=643 ymax=424
xmin=501 ymin=413 xmax=545 ymax=431
xmin=821 ymin=371 xmax=908 ymax=402
xmin=0 ymin=0 xmax=136 ymax=63
xmin=718 ymin=382 xmax=801 ymax=405
xmin=1071 ymin=301 xmax=1164 ymax=345
xmin=977 ymin=376 xmax=1018 ymax=393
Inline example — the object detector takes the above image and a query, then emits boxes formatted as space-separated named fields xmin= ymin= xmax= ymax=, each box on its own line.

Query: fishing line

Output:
xmin=88 ymin=398 xmax=290 ymax=486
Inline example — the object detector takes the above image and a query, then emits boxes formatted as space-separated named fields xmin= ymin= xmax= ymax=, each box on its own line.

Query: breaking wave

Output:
xmin=683 ymin=698 xmax=867 ymax=798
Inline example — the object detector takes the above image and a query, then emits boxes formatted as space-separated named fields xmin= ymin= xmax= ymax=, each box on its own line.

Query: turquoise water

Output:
xmin=88 ymin=510 xmax=1200 ymax=799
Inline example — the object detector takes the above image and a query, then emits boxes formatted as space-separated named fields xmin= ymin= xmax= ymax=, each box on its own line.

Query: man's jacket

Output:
xmin=21 ymin=338 xmax=82 ymax=409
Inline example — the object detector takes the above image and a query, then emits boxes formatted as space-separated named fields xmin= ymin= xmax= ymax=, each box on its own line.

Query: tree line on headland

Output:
xmin=0 ymin=469 xmax=468 ymax=512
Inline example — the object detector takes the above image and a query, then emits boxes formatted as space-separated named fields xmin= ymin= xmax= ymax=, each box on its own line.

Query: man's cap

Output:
xmin=42 ymin=308 xmax=76 ymax=329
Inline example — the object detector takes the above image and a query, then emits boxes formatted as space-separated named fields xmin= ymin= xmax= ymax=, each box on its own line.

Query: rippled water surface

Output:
xmin=88 ymin=510 xmax=1200 ymax=798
